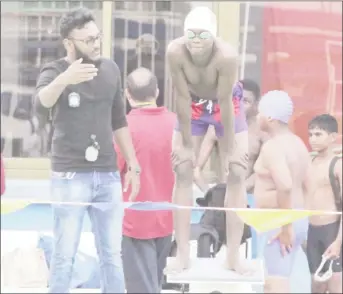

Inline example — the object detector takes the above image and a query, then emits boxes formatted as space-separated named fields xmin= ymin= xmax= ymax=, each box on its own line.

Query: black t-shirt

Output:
xmin=34 ymin=58 xmax=127 ymax=172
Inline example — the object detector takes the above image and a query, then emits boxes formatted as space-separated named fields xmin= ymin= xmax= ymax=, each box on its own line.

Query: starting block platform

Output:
xmin=167 ymin=257 xmax=264 ymax=293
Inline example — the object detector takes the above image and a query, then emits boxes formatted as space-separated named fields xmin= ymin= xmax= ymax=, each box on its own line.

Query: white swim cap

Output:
xmin=258 ymin=90 xmax=294 ymax=124
xmin=184 ymin=6 xmax=217 ymax=37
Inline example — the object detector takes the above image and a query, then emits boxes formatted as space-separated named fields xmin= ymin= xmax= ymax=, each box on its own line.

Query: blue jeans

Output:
xmin=48 ymin=171 xmax=125 ymax=293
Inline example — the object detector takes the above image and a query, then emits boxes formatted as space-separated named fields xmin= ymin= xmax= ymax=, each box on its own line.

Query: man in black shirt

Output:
xmin=33 ymin=8 xmax=140 ymax=293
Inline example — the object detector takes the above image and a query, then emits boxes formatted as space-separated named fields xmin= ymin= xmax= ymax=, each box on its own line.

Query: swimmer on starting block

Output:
xmin=165 ymin=6 xmax=249 ymax=274
xmin=254 ymin=91 xmax=311 ymax=293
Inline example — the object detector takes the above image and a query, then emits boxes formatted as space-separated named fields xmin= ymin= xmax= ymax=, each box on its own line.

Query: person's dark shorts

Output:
xmin=122 ymin=235 xmax=172 ymax=293
xmin=175 ymin=81 xmax=248 ymax=137
xmin=307 ymin=221 xmax=342 ymax=274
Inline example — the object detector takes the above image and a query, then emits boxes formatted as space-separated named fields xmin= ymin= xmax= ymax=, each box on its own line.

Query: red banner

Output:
xmin=261 ymin=6 xmax=342 ymax=147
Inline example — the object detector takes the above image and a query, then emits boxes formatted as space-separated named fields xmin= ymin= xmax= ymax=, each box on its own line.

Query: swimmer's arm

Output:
xmin=265 ymin=144 xmax=293 ymax=210
xmin=260 ymin=131 xmax=270 ymax=143
xmin=246 ymin=138 xmax=263 ymax=191
xmin=302 ymin=173 xmax=310 ymax=208
xmin=246 ymin=134 xmax=266 ymax=190
xmin=216 ymin=55 xmax=238 ymax=155
xmin=302 ymin=158 xmax=312 ymax=208
xmin=166 ymin=47 xmax=193 ymax=148
xmin=245 ymin=174 xmax=255 ymax=192
xmin=334 ymin=158 xmax=342 ymax=243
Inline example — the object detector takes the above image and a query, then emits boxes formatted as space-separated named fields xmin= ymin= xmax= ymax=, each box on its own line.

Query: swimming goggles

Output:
xmin=186 ymin=30 xmax=212 ymax=40
xmin=313 ymin=256 xmax=334 ymax=282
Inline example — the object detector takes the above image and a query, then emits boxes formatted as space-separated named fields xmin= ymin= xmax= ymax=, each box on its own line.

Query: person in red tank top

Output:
xmin=1 ymin=154 xmax=5 ymax=196
xmin=115 ymin=68 xmax=176 ymax=293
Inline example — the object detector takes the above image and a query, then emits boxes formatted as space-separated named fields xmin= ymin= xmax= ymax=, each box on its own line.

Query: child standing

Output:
xmin=305 ymin=114 xmax=342 ymax=293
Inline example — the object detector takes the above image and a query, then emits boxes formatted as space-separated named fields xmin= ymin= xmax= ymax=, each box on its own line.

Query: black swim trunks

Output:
xmin=307 ymin=221 xmax=342 ymax=274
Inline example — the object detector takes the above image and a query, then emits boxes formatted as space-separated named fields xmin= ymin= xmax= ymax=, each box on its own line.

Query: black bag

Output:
xmin=196 ymin=184 xmax=251 ymax=256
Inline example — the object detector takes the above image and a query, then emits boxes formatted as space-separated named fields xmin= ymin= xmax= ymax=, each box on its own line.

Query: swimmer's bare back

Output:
xmin=254 ymin=132 xmax=310 ymax=209
xmin=167 ymin=37 xmax=238 ymax=152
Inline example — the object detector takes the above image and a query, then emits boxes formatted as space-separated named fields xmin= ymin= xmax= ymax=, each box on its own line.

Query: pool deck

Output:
xmin=1 ymin=180 xmax=311 ymax=293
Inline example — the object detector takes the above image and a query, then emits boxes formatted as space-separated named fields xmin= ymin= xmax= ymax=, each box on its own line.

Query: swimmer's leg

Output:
xmin=223 ymin=161 xmax=248 ymax=273
xmin=307 ymin=224 xmax=328 ymax=293
xmin=328 ymin=270 xmax=343 ymax=293
xmin=215 ymin=129 xmax=226 ymax=183
xmin=217 ymin=130 xmax=249 ymax=273
xmin=325 ymin=222 xmax=342 ymax=294
xmin=220 ymin=82 xmax=250 ymax=274
xmin=164 ymin=124 xmax=206 ymax=274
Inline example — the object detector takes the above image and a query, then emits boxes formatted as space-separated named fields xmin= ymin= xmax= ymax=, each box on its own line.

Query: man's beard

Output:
xmin=74 ymin=45 xmax=102 ymax=68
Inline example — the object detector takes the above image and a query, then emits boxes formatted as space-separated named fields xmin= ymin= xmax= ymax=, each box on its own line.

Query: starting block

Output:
xmin=166 ymin=257 xmax=264 ymax=293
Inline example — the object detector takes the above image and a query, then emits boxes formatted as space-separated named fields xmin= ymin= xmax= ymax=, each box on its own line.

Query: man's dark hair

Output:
xmin=126 ymin=67 xmax=158 ymax=101
xmin=308 ymin=114 xmax=338 ymax=133
xmin=59 ymin=8 xmax=95 ymax=39
xmin=240 ymin=79 xmax=261 ymax=102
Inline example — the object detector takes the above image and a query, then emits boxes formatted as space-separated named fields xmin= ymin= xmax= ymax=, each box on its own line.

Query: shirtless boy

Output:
xmin=165 ymin=7 xmax=248 ymax=274
xmin=254 ymin=90 xmax=310 ymax=293
xmin=305 ymin=114 xmax=342 ymax=293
